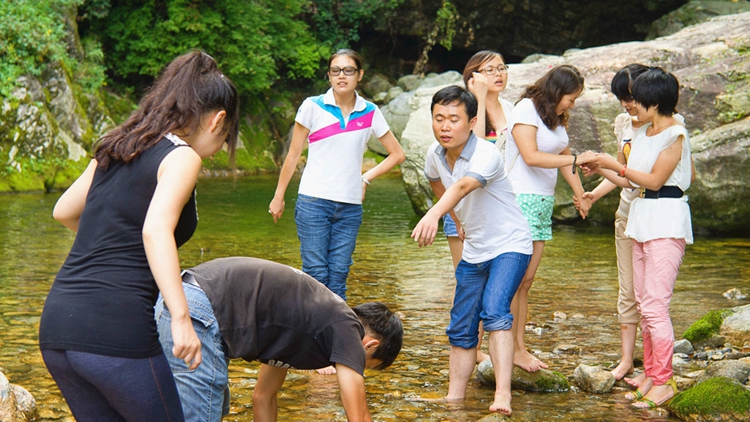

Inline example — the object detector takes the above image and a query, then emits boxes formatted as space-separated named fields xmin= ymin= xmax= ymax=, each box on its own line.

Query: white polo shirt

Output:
xmin=506 ymin=98 xmax=570 ymax=196
xmin=425 ymin=134 xmax=532 ymax=263
xmin=295 ymin=89 xmax=391 ymax=204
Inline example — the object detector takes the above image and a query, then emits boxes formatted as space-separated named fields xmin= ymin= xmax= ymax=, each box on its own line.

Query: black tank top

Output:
xmin=39 ymin=137 xmax=197 ymax=358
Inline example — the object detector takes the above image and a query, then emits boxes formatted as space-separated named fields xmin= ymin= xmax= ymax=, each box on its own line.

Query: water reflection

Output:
xmin=0 ymin=174 xmax=748 ymax=421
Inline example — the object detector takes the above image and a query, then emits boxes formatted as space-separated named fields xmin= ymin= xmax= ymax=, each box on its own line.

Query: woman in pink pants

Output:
xmin=581 ymin=67 xmax=692 ymax=409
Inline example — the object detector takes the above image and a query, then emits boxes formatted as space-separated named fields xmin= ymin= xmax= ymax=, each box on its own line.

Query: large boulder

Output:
xmin=647 ymin=0 xmax=750 ymax=40
xmin=668 ymin=377 xmax=750 ymax=421
xmin=476 ymin=359 xmax=570 ymax=392
xmin=383 ymin=12 xmax=750 ymax=234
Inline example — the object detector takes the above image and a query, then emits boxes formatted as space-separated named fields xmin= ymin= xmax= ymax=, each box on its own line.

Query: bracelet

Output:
xmin=572 ymin=154 xmax=577 ymax=175
xmin=619 ymin=165 xmax=627 ymax=177
xmin=361 ymin=176 xmax=371 ymax=185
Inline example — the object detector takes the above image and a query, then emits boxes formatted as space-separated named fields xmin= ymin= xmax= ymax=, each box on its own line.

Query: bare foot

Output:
xmin=610 ymin=361 xmax=635 ymax=380
xmin=476 ymin=350 xmax=490 ymax=364
xmin=489 ymin=392 xmax=512 ymax=416
xmin=624 ymin=372 xmax=646 ymax=388
xmin=625 ymin=377 xmax=653 ymax=401
xmin=513 ymin=351 xmax=546 ymax=372
xmin=316 ymin=365 xmax=337 ymax=375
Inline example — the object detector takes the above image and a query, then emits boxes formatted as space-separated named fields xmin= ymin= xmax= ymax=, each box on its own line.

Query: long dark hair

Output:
xmin=520 ymin=64 xmax=583 ymax=129
xmin=462 ymin=50 xmax=505 ymax=136
xmin=94 ymin=50 xmax=239 ymax=168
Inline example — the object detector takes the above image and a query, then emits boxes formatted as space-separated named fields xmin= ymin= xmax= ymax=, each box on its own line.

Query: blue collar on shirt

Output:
xmin=312 ymin=88 xmax=372 ymax=129
xmin=434 ymin=132 xmax=479 ymax=173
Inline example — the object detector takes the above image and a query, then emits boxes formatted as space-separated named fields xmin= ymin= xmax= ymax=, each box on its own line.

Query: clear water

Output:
xmin=1 ymin=174 xmax=748 ymax=421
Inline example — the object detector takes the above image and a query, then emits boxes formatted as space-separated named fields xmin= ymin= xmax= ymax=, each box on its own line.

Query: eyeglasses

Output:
xmin=479 ymin=65 xmax=509 ymax=75
xmin=620 ymin=95 xmax=635 ymax=103
xmin=329 ymin=66 xmax=359 ymax=76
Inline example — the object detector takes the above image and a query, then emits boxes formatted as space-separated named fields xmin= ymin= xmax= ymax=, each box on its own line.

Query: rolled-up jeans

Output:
xmin=156 ymin=279 xmax=229 ymax=422
xmin=294 ymin=194 xmax=362 ymax=301
xmin=447 ymin=252 xmax=531 ymax=348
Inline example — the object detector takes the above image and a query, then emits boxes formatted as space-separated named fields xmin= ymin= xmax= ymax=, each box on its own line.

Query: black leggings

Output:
xmin=42 ymin=349 xmax=184 ymax=422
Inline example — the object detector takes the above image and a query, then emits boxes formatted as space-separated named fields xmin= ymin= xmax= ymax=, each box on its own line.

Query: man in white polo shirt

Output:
xmin=411 ymin=85 xmax=532 ymax=416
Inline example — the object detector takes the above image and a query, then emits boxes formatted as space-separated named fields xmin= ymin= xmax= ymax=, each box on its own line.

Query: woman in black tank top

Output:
xmin=39 ymin=50 xmax=239 ymax=422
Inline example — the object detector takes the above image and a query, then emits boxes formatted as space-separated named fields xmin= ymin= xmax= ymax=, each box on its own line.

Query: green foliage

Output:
xmin=670 ymin=377 xmax=750 ymax=417
xmin=682 ymin=309 xmax=734 ymax=343
xmin=435 ymin=0 xmax=459 ymax=50
xmin=81 ymin=0 xmax=327 ymax=96
xmin=304 ymin=0 xmax=404 ymax=50
xmin=0 ymin=0 xmax=83 ymax=96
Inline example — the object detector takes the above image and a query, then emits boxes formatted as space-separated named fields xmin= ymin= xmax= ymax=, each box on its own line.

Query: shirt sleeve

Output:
xmin=371 ymin=106 xmax=391 ymax=138
xmin=465 ymin=143 xmax=501 ymax=187
xmin=659 ymin=125 xmax=688 ymax=152
xmin=294 ymin=97 xmax=314 ymax=130
xmin=328 ymin=320 xmax=366 ymax=376
xmin=510 ymin=98 xmax=540 ymax=129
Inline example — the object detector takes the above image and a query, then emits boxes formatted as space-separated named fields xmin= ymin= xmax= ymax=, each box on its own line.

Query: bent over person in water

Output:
xmin=155 ymin=256 xmax=403 ymax=422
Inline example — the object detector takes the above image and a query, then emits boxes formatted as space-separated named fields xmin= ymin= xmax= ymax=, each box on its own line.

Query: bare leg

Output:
xmin=476 ymin=324 xmax=489 ymax=363
xmin=511 ymin=241 xmax=547 ymax=372
xmin=316 ymin=365 xmax=337 ymax=375
xmin=446 ymin=346 xmax=477 ymax=401
xmin=488 ymin=330 xmax=513 ymax=415
xmin=611 ymin=323 xmax=637 ymax=380
xmin=253 ymin=364 xmax=288 ymax=422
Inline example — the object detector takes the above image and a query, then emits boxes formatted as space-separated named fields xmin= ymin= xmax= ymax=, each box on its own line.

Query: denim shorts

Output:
xmin=156 ymin=280 xmax=230 ymax=422
xmin=443 ymin=213 xmax=459 ymax=237
xmin=446 ymin=252 xmax=531 ymax=348
xmin=516 ymin=193 xmax=555 ymax=241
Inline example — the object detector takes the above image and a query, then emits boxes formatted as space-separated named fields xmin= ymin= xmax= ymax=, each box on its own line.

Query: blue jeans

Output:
xmin=443 ymin=213 xmax=459 ymax=237
xmin=41 ymin=349 xmax=184 ymax=422
xmin=294 ymin=194 xmax=362 ymax=300
xmin=447 ymin=252 xmax=531 ymax=348
xmin=156 ymin=281 xmax=229 ymax=422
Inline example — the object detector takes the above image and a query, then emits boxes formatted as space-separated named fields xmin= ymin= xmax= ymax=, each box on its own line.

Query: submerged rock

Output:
xmin=476 ymin=359 xmax=570 ymax=392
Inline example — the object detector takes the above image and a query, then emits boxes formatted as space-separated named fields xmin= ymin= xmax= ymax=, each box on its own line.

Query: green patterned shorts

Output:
xmin=516 ymin=193 xmax=554 ymax=241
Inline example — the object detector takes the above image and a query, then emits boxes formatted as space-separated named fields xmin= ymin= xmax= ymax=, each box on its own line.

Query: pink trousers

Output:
xmin=632 ymin=237 xmax=685 ymax=385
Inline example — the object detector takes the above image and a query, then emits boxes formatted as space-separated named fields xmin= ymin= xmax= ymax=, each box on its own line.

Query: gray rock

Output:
xmin=0 ymin=371 xmax=37 ymax=422
xmin=696 ymin=360 xmax=750 ymax=385
xmin=573 ymin=364 xmax=615 ymax=393
xmin=476 ymin=413 xmax=510 ymax=422
xmin=476 ymin=359 xmax=570 ymax=392
xmin=647 ymin=0 xmax=750 ymax=39
xmin=397 ymin=74 xmax=423 ymax=92
xmin=553 ymin=344 xmax=582 ymax=355
xmin=721 ymin=304 xmax=750 ymax=348
xmin=385 ymin=86 xmax=405 ymax=103
xmin=372 ymin=92 xmax=388 ymax=104
xmin=361 ymin=73 xmax=393 ymax=98
xmin=674 ymin=338 xmax=695 ymax=355
xmin=383 ymin=12 xmax=750 ymax=233
xmin=724 ymin=288 xmax=748 ymax=301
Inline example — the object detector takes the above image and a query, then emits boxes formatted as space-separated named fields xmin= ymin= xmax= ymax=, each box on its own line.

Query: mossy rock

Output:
xmin=669 ymin=377 xmax=750 ymax=421
xmin=682 ymin=309 xmax=734 ymax=345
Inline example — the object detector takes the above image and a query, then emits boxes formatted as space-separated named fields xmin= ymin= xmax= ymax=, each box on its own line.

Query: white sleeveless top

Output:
xmin=624 ymin=123 xmax=693 ymax=244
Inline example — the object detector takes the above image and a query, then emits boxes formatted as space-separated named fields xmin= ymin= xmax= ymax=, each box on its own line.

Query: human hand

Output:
xmin=454 ymin=218 xmax=466 ymax=241
xmin=269 ymin=197 xmax=285 ymax=223
xmin=361 ymin=180 xmax=368 ymax=202
xmin=171 ymin=318 xmax=202 ymax=370
xmin=468 ymin=72 xmax=489 ymax=100
xmin=411 ymin=214 xmax=440 ymax=247
xmin=576 ymin=195 xmax=592 ymax=219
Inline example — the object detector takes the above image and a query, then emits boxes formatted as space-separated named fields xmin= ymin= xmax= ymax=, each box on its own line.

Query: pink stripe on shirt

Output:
xmin=308 ymin=112 xmax=375 ymax=144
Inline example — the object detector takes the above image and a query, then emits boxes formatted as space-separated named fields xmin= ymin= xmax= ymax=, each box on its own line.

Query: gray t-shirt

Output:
xmin=188 ymin=257 xmax=366 ymax=375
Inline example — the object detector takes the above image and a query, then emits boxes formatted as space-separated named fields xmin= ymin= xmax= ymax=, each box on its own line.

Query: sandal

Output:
xmin=632 ymin=378 xmax=677 ymax=409
xmin=625 ymin=376 xmax=652 ymax=401
xmin=625 ymin=390 xmax=644 ymax=401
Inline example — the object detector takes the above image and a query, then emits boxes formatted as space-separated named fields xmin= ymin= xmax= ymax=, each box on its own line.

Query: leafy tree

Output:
xmin=413 ymin=0 xmax=458 ymax=75
xmin=304 ymin=0 xmax=404 ymax=50
xmin=80 ymin=0 xmax=328 ymax=97
xmin=0 ymin=0 xmax=100 ymax=96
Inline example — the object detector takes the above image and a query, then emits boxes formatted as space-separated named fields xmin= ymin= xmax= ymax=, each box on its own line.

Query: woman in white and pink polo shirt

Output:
xmin=269 ymin=49 xmax=405 ymax=302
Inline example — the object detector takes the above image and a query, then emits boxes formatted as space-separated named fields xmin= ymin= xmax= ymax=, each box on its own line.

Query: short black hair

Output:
xmin=631 ymin=67 xmax=680 ymax=117
xmin=430 ymin=85 xmax=478 ymax=120
xmin=352 ymin=302 xmax=403 ymax=370
xmin=611 ymin=63 xmax=649 ymax=101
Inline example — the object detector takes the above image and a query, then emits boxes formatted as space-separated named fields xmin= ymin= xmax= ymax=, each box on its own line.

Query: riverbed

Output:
xmin=1 ymin=174 xmax=748 ymax=421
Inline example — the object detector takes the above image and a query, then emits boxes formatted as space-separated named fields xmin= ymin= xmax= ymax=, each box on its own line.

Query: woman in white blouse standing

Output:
xmin=581 ymin=67 xmax=691 ymax=409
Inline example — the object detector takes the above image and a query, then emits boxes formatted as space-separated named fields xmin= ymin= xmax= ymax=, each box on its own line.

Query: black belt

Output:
xmin=641 ymin=186 xmax=684 ymax=199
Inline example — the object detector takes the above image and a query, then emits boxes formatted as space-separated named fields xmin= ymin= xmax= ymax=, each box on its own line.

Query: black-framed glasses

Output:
xmin=479 ymin=65 xmax=509 ymax=75
xmin=620 ymin=94 xmax=635 ymax=103
xmin=329 ymin=66 xmax=359 ymax=76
